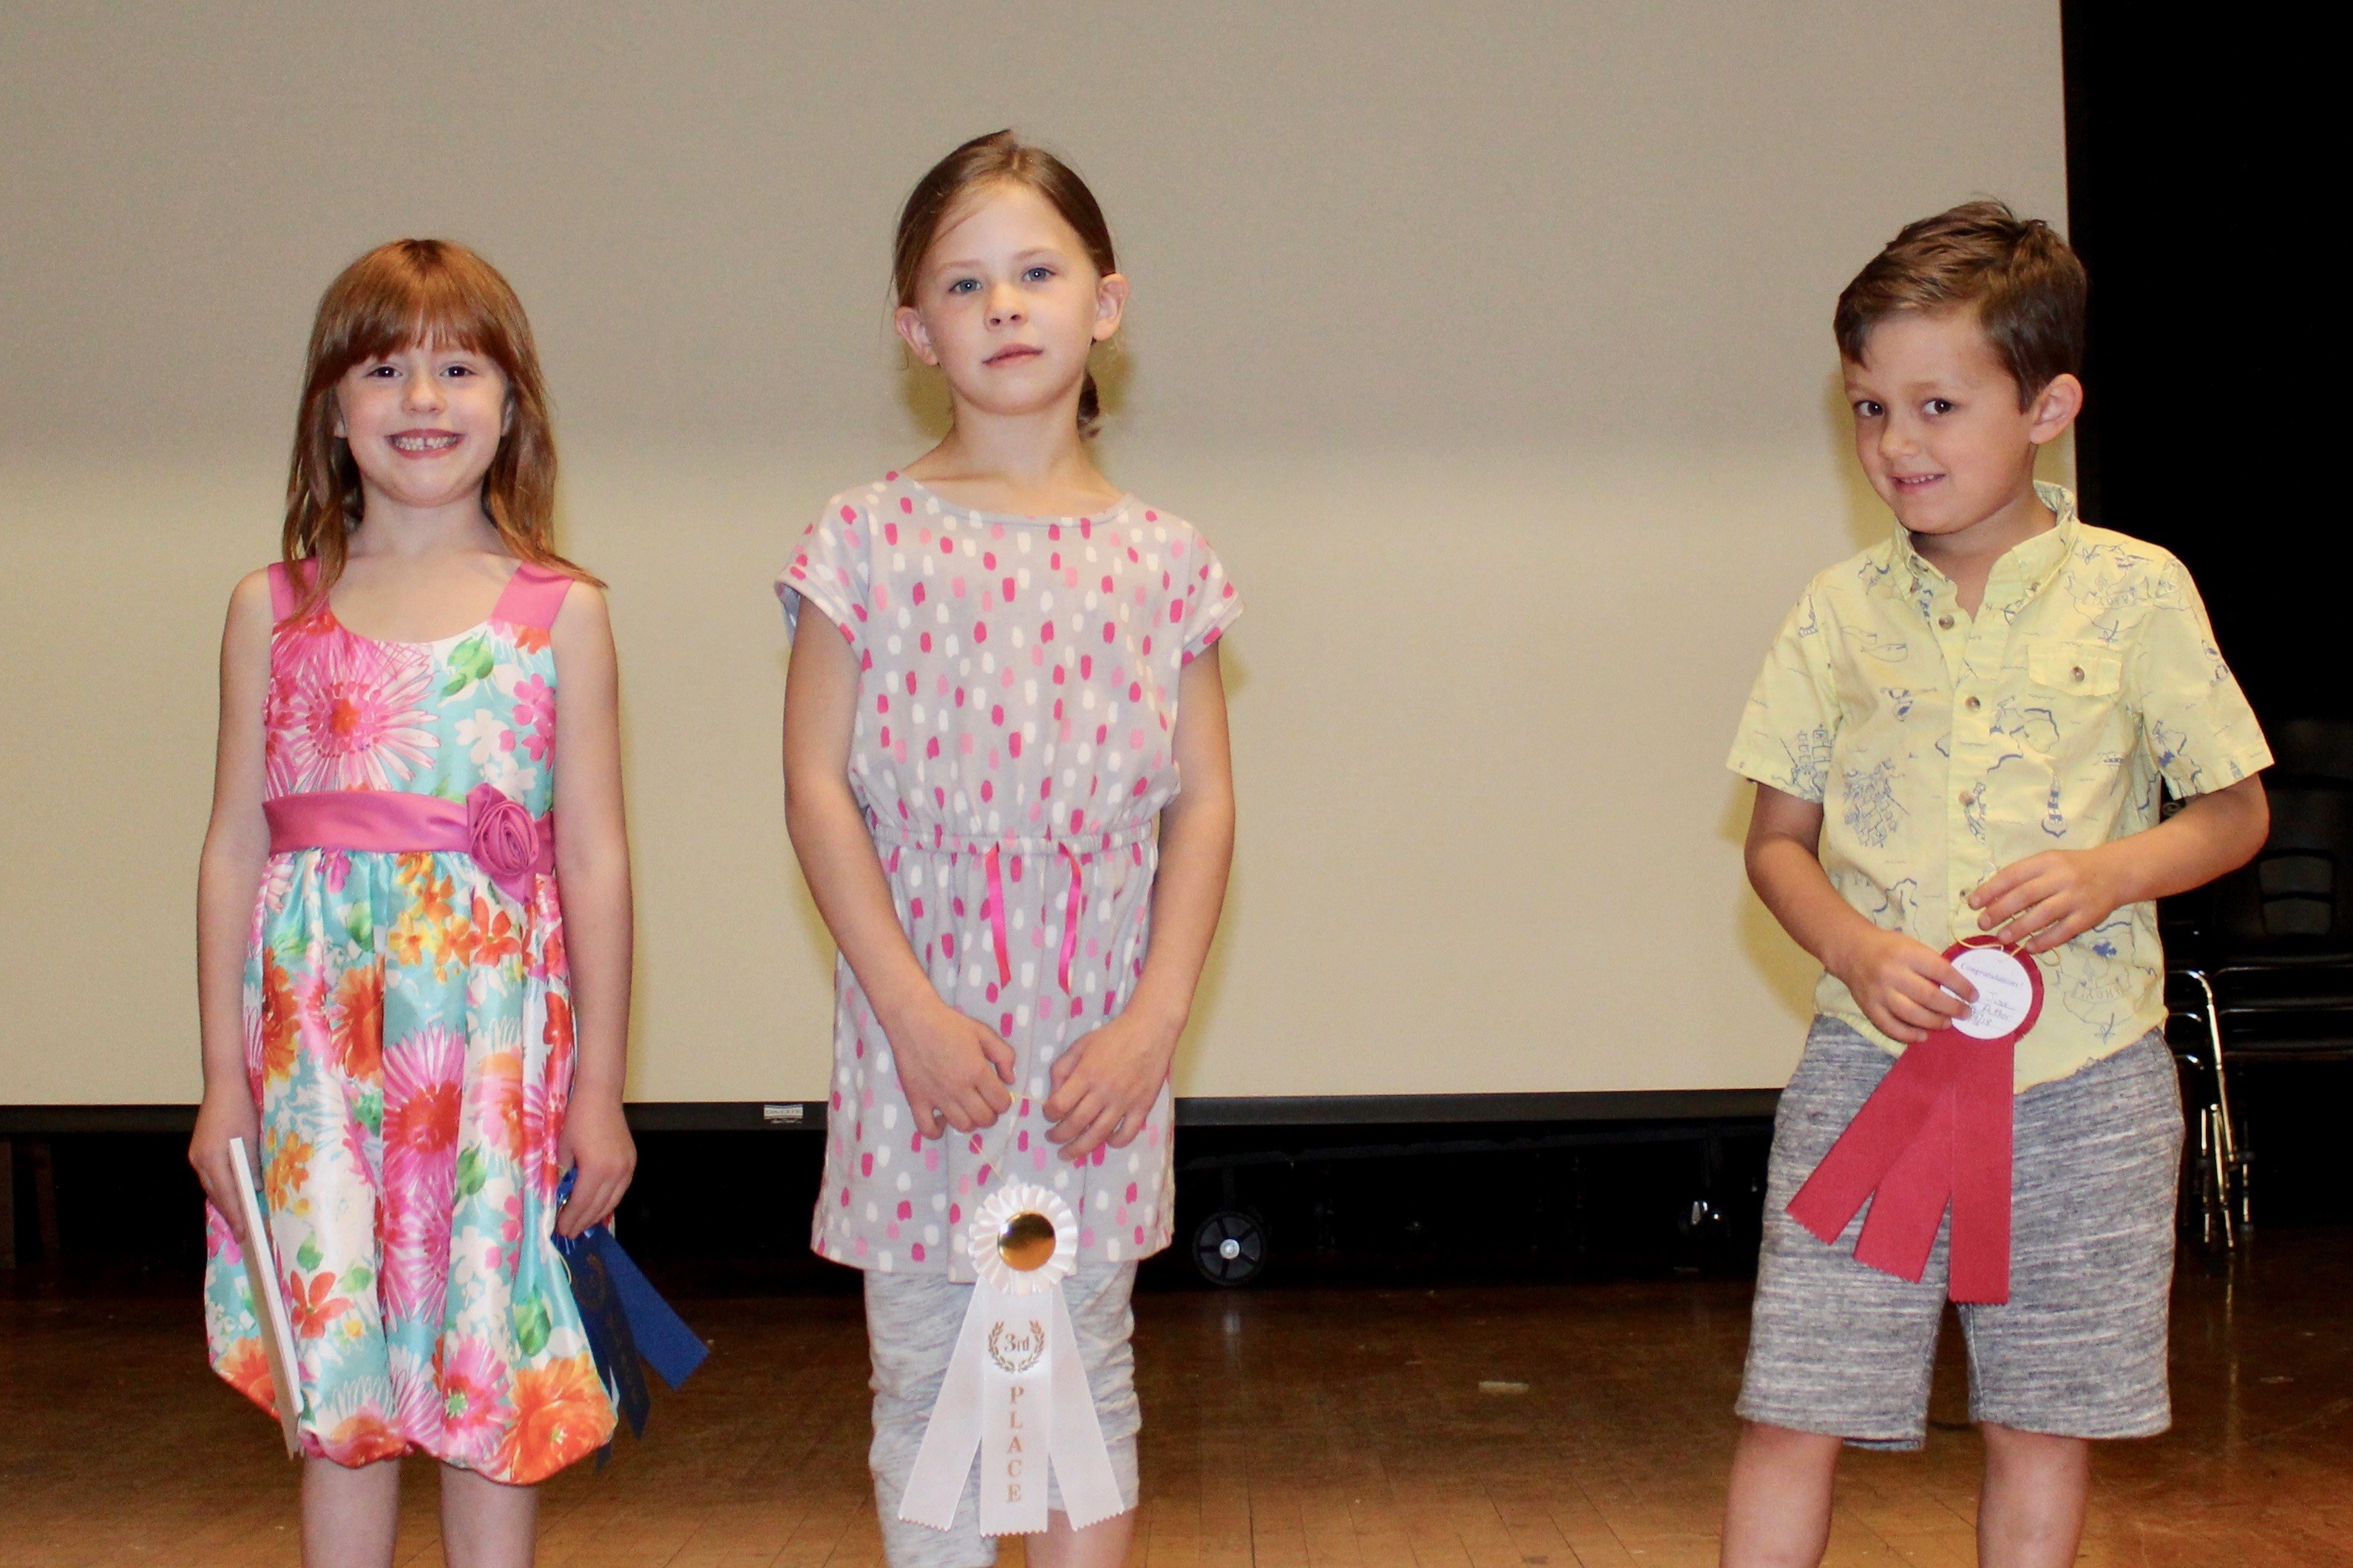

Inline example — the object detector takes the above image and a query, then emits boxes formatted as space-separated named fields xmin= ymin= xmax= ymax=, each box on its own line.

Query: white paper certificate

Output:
xmin=228 ymin=1136 xmax=304 ymax=1457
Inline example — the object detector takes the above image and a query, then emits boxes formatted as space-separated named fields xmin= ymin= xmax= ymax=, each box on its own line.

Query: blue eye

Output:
xmin=949 ymin=278 xmax=980 ymax=294
xmin=1024 ymin=265 xmax=1053 ymax=282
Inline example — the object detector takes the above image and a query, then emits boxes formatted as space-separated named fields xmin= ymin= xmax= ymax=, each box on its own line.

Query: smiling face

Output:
xmin=332 ymin=339 xmax=509 ymax=516
xmin=1844 ymin=307 xmax=2081 ymax=554
xmin=894 ymin=181 xmax=1125 ymax=424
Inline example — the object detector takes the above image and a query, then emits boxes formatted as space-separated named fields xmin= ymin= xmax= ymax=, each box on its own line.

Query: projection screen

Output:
xmin=0 ymin=2 xmax=2069 ymax=1107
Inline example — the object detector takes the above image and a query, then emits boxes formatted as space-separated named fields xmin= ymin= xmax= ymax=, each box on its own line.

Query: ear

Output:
xmin=894 ymin=304 xmax=940 ymax=367
xmin=1091 ymin=273 xmax=1129 ymax=345
xmin=2028 ymin=373 xmax=2084 ymax=445
xmin=331 ymin=390 xmax=346 ymax=441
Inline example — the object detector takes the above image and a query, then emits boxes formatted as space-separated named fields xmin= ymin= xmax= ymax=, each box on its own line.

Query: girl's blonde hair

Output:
xmin=282 ymin=239 xmax=596 ymax=614
xmin=893 ymin=131 xmax=1118 ymax=436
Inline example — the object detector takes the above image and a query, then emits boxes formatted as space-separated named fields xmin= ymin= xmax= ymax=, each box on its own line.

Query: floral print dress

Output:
xmin=202 ymin=560 xmax=615 ymax=1484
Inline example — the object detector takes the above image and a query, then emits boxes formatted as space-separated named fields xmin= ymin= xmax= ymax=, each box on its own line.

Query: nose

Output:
xmin=1878 ymin=415 xmax=1917 ymax=461
xmin=402 ymin=370 xmax=445 ymax=414
xmin=986 ymin=282 xmax=1026 ymax=328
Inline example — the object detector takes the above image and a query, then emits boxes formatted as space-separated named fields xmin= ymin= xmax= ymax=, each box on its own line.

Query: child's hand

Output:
xmin=188 ymin=1088 xmax=262 ymax=1242
xmin=1829 ymin=926 xmax=1976 ymax=1044
xmin=1045 ymin=1005 xmax=1182 ymax=1161
xmin=1969 ymin=848 xmax=2127 ymax=954
xmin=887 ymin=998 xmax=1017 ymax=1139
xmin=557 ymin=1096 xmax=637 ymax=1238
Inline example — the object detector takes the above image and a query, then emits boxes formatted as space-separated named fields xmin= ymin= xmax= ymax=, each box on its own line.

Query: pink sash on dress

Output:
xmin=263 ymin=557 xmax=573 ymax=904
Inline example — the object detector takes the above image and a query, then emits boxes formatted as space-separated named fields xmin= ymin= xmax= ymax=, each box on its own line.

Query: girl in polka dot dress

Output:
xmin=779 ymin=132 xmax=1240 ymax=1568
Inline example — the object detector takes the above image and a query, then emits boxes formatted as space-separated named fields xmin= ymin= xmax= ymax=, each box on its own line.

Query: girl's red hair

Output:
xmin=282 ymin=239 xmax=596 ymax=614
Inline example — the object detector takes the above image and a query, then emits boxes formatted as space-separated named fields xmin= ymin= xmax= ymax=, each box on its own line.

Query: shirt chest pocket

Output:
xmin=2021 ymin=642 xmax=2130 ymax=761
xmin=2027 ymin=642 xmax=2124 ymax=699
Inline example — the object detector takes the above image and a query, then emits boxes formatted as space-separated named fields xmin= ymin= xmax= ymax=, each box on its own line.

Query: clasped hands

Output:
xmin=880 ymin=993 xmax=1179 ymax=1160
xmin=1832 ymin=846 xmax=2124 ymax=1044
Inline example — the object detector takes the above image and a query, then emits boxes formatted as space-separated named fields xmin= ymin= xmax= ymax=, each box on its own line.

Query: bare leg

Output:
xmin=1976 ymin=1424 xmax=2088 ymax=1568
xmin=300 ymin=1456 xmax=401 ymax=1568
xmin=1719 ymin=1421 xmax=1841 ymax=1567
xmin=439 ymin=1462 xmax=540 ymax=1568
xmin=1025 ymin=1507 xmax=1135 ymax=1568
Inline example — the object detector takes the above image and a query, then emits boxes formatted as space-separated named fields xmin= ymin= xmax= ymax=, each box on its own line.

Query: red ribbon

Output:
xmin=1784 ymin=940 xmax=2042 ymax=1305
xmin=983 ymin=844 xmax=1089 ymax=997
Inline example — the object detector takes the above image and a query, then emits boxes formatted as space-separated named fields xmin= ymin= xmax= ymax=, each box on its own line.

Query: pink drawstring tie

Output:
xmin=983 ymin=843 xmax=1086 ymax=994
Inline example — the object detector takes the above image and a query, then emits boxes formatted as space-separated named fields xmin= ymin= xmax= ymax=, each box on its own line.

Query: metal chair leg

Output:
xmin=2202 ymin=1114 xmax=2221 ymax=1250
xmin=2181 ymin=970 xmax=2249 ymax=1232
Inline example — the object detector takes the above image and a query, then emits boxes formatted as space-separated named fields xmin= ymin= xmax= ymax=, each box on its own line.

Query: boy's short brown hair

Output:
xmin=1835 ymin=200 xmax=2087 ymax=407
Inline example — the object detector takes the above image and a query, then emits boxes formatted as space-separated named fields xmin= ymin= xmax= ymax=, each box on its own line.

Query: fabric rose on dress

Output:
xmin=466 ymin=784 xmax=542 ymax=905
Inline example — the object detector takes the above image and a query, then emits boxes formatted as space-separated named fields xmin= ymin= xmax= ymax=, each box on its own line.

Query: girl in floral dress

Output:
xmin=780 ymin=132 xmax=1241 ymax=1568
xmin=189 ymin=240 xmax=637 ymax=1568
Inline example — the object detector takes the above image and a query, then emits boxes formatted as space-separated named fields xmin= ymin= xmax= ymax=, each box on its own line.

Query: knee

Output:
xmin=1735 ymin=1419 xmax=1842 ymax=1474
xmin=1979 ymin=1422 xmax=2089 ymax=1480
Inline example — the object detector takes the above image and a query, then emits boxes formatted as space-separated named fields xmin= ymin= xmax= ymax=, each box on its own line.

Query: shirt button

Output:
xmin=1958 ymin=790 xmax=1973 ymax=807
xmin=2071 ymin=665 xmax=2085 ymax=682
xmin=1965 ymin=695 xmax=1982 ymax=711
xmin=1937 ymin=614 xmax=1955 ymax=630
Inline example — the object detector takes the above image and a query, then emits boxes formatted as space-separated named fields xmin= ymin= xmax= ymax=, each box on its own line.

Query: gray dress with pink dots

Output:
xmin=779 ymin=472 xmax=1241 ymax=1281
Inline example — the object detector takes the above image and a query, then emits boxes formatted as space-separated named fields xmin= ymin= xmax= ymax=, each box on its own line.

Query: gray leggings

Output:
xmin=865 ymin=1263 xmax=1142 ymax=1568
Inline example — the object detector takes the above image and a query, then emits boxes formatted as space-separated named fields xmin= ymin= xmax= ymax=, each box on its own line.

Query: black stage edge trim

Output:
xmin=0 ymin=1105 xmax=203 ymax=1135
xmin=1174 ymin=1089 xmax=1779 ymax=1126
xmin=623 ymin=1102 xmax=830 ymax=1132
xmin=4 ymin=1089 xmax=1778 ymax=1137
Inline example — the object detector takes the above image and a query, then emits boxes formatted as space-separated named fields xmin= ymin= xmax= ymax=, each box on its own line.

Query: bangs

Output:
xmin=308 ymin=239 xmax=529 ymax=382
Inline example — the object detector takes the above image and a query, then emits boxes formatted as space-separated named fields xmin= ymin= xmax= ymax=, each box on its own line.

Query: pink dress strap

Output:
xmin=267 ymin=560 xmax=319 ymax=624
xmin=491 ymin=562 xmax=574 ymax=631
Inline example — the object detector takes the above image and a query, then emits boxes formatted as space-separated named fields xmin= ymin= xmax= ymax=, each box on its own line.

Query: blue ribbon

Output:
xmin=551 ymin=1172 xmax=708 ymax=1456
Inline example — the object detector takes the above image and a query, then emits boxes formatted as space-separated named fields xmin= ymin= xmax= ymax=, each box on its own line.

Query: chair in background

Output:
xmin=2164 ymin=716 xmax=2353 ymax=1253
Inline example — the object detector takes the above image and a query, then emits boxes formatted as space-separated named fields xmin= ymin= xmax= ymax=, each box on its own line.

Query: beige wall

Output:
xmin=0 ymin=4 xmax=2068 ymax=1103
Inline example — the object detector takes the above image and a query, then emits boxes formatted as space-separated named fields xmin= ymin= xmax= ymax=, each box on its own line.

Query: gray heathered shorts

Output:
xmin=864 ymin=1261 xmax=1142 ymax=1568
xmin=1738 ymin=1017 xmax=2182 ymax=1450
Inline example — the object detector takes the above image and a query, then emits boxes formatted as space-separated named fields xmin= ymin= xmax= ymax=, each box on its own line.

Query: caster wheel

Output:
xmin=1192 ymin=1209 xmax=1267 ymax=1286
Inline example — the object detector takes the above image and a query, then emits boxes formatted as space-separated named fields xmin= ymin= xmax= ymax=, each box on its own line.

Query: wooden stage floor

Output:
xmin=2 ymin=1229 xmax=2347 ymax=1568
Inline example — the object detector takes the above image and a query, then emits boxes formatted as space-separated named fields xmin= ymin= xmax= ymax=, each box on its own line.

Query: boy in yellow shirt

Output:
xmin=1720 ymin=203 xmax=2272 ymax=1567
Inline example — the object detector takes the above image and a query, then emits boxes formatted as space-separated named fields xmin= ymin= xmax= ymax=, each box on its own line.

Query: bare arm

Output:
xmin=1046 ymin=647 xmax=1236 ymax=1157
xmin=782 ymin=606 xmax=1014 ymax=1139
xmin=549 ymin=583 xmax=637 ymax=1236
xmin=188 ymin=571 xmax=277 ymax=1232
xmin=1969 ymin=773 xmax=2269 ymax=948
xmin=1745 ymin=782 xmax=1974 ymax=1045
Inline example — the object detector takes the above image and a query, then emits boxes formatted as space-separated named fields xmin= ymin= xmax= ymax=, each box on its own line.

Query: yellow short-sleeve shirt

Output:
xmin=1727 ymin=484 xmax=2272 ymax=1090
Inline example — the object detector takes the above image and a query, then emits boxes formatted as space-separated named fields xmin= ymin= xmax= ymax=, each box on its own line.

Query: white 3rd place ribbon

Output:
xmin=898 ymin=1184 xmax=1125 ymax=1535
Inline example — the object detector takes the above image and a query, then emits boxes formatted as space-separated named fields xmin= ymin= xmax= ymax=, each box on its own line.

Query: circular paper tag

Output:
xmin=1943 ymin=942 xmax=2042 ymax=1042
